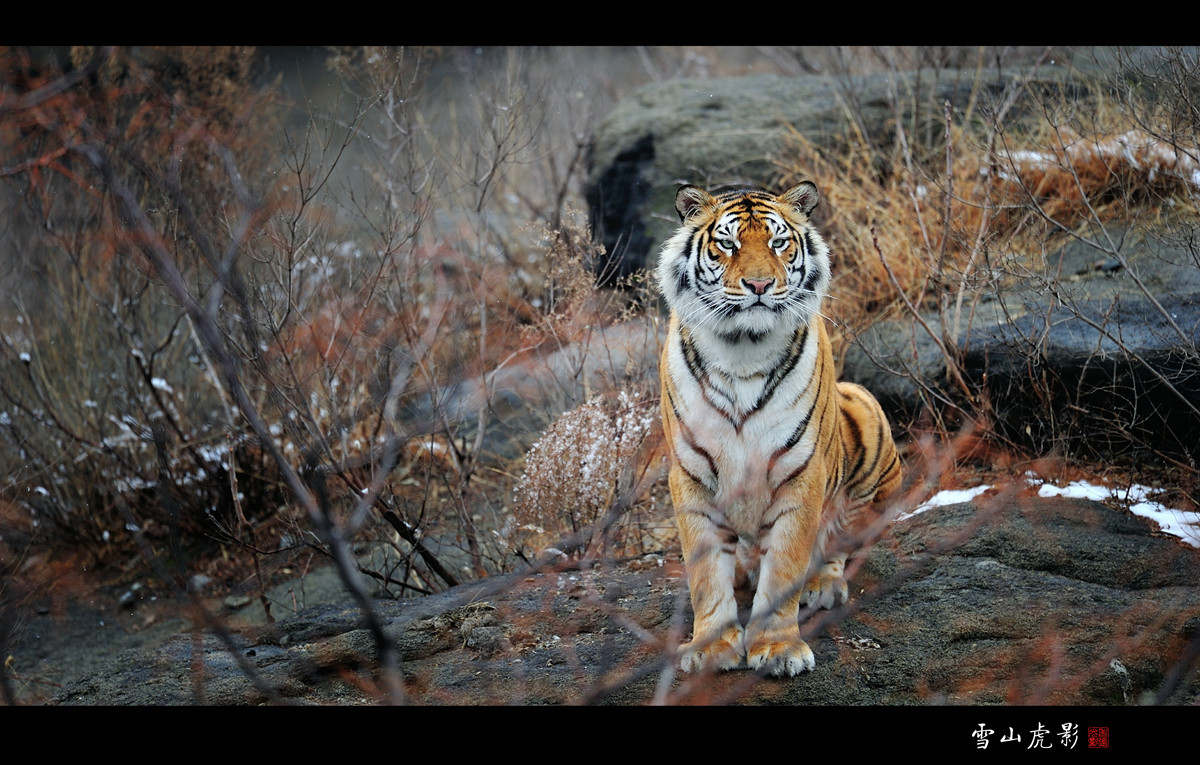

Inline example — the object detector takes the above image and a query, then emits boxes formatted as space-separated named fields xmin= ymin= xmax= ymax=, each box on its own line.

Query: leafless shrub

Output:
xmin=0 ymin=46 xmax=642 ymax=703
xmin=0 ymin=46 xmax=285 ymax=563
xmin=0 ymin=45 xmax=673 ymax=626
xmin=508 ymin=389 xmax=664 ymax=561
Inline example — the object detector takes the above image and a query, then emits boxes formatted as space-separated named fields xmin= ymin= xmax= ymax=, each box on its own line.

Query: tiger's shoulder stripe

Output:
xmin=771 ymin=353 xmax=825 ymax=464
xmin=663 ymin=375 xmax=720 ymax=489
xmin=675 ymin=326 xmax=740 ymax=427
xmin=752 ymin=324 xmax=809 ymax=412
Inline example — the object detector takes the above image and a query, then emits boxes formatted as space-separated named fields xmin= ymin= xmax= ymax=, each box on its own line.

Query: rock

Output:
xmin=47 ymin=493 xmax=1200 ymax=705
xmin=425 ymin=317 xmax=664 ymax=460
xmin=585 ymin=67 xmax=1081 ymax=281
xmin=223 ymin=594 xmax=253 ymax=610
xmin=844 ymin=226 xmax=1200 ymax=463
xmin=964 ymin=291 xmax=1200 ymax=461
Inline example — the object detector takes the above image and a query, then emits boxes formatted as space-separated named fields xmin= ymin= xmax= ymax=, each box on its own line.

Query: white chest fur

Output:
xmin=665 ymin=319 xmax=821 ymax=531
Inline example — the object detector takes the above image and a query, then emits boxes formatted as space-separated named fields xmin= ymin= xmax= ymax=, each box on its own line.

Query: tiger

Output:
xmin=657 ymin=181 xmax=902 ymax=677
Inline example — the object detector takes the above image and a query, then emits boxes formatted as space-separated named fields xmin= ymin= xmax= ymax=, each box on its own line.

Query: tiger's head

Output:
xmin=657 ymin=182 xmax=831 ymax=341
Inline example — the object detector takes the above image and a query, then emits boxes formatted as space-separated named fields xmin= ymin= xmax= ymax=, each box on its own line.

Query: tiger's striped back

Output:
xmin=657 ymin=182 xmax=900 ymax=677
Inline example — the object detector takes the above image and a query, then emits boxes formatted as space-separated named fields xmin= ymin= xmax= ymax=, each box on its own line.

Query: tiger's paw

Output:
xmin=745 ymin=634 xmax=815 ymax=677
xmin=801 ymin=558 xmax=849 ymax=610
xmin=679 ymin=626 xmax=746 ymax=673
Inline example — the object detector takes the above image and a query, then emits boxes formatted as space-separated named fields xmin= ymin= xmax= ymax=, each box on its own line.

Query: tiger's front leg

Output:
xmin=743 ymin=488 xmax=823 ymax=677
xmin=671 ymin=470 xmax=745 ymax=673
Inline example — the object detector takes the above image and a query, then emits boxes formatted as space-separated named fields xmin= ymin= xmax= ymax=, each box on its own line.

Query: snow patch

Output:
xmin=901 ymin=477 xmax=1199 ymax=547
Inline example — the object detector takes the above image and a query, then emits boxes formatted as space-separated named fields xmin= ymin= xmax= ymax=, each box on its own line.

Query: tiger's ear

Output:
xmin=781 ymin=181 xmax=820 ymax=216
xmin=675 ymin=184 xmax=717 ymax=222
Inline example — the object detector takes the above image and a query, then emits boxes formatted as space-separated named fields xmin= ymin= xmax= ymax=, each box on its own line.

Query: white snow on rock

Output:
xmin=900 ymin=477 xmax=1200 ymax=547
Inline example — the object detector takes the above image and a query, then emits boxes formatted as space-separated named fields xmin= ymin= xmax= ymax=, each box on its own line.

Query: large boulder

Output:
xmin=845 ymin=226 xmax=1200 ymax=463
xmin=585 ymin=67 xmax=1074 ymax=281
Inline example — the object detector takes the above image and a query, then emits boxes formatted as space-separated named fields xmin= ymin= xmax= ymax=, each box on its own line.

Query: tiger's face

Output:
xmin=657 ymin=183 xmax=831 ymax=341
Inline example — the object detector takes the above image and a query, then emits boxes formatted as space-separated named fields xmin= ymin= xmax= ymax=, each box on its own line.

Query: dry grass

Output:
xmin=780 ymin=121 xmax=1200 ymax=356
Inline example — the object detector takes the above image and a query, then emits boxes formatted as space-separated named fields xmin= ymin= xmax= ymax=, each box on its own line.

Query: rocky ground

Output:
xmin=9 ymin=485 xmax=1198 ymax=706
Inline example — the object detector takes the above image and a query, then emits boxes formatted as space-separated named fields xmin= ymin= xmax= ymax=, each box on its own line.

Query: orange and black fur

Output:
xmin=657 ymin=182 xmax=901 ymax=676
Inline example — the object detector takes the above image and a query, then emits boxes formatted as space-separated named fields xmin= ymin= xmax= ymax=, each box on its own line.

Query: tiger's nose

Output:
xmin=743 ymin=277 xmax=775 ymax=295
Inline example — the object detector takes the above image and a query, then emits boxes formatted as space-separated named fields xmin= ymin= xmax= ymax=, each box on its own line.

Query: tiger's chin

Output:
xmin=704 ymin=304 xmax=792 ymax=340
